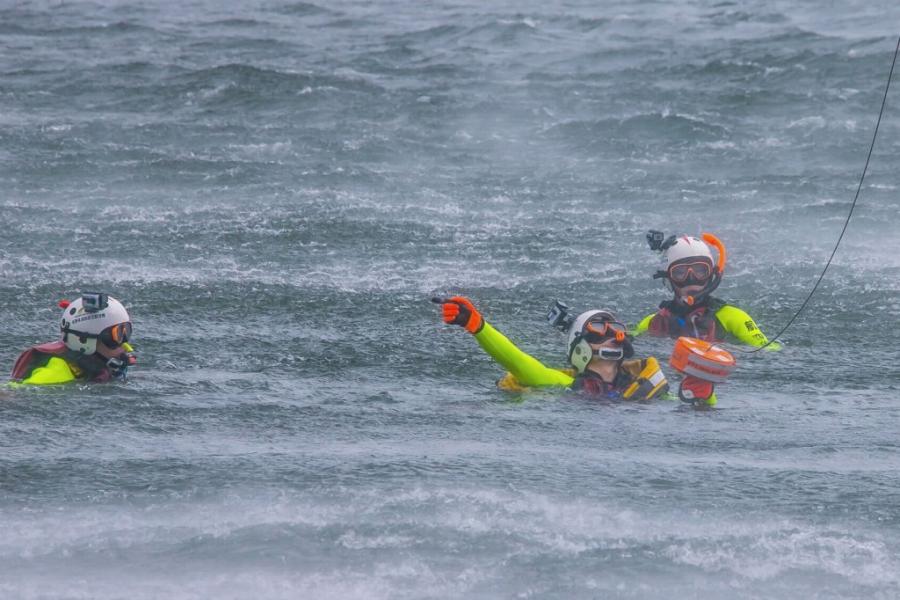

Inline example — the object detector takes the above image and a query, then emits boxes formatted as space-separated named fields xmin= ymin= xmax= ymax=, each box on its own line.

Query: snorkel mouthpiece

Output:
xmin=598 ymin=346 xmax=625 ymax=361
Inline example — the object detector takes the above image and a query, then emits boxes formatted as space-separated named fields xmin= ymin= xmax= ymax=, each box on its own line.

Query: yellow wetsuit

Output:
xmin=472 ymin=322 xmax=668 ymax=400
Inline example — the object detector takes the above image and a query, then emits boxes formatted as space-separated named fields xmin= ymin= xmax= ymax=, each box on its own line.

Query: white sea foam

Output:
xmin=2 ymin=486 xmax=896 ymax=598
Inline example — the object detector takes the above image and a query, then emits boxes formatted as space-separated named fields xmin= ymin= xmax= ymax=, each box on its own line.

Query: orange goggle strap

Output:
xmin=701 ymin=232 xmax=727 ymax=274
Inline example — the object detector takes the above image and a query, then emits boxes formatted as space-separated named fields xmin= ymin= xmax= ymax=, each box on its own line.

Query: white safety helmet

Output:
xmin=59 ymin=292 xmax=132 ymax=355
xmin=566 ymin=309 xmax=630 ymax=373
xmin=664 ymin=236 xmax=714 ymax=269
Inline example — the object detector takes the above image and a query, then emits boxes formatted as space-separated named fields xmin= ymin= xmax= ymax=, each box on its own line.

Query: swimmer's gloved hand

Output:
xmin=107 ymin=351 xmax=137 ymax=379
xmin=678 ymin=375 xmax=714 ymax=405
xmin=433 ymin=296 xmax=484 ymax=334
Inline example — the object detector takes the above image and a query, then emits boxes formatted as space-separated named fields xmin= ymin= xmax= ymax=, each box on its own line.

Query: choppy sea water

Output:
xmin=1 ymin=1 xmax=899 ymax=598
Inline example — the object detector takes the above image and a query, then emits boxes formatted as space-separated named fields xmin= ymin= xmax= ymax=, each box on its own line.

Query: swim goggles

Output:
xmin=583 ymin=317 xmax=627 ymax=344
xmin=62 ymin=320 xmax=132 ymax=349
xmin=100 ymin=322 xmax=132 ymax=347
xmin=66 ymin=322 xmax=132 ymax=348
xmin=668 ymin=260 xmax=713 ymax=284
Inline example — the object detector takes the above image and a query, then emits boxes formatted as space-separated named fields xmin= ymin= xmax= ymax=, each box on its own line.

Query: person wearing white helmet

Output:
xmin=10 ymin=292 xmax=136 ymax=385
xmin=434 ymin=296 xmax=668 ymax=401
xmin=635 ymin=231 xmax=779 ymax=348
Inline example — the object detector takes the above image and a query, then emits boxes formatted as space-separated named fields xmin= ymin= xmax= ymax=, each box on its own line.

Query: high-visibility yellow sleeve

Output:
xmin=20 ymin=357 xmax=77 ymax=385
xmin=473 ymin=322 xmax=574 ymax=388
xmin=631 ymin=313 xmax=655 ymax=336
xmin=714 ymin=305 xmax=781 ymax=351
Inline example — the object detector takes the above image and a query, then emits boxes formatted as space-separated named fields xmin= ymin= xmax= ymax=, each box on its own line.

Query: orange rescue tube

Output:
xmin=670 ymin=336 xmax=736 ymax=383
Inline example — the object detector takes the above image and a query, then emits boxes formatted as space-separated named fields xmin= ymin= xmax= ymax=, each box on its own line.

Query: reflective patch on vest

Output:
xmin=647 ymin=369 xmax=666 ymax=388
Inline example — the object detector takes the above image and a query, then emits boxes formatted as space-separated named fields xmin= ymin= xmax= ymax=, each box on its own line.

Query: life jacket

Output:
xmin=11 ymin=341 xmax=115 ymax=383
xmin=570 ymin=358 xmax=669 ymax=401
xmin=647 ymin=298 xmax=725 ymax=342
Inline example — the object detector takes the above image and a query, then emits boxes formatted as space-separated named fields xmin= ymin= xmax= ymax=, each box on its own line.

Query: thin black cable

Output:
xmin=741 ymin=34 xmax=900 ymax=354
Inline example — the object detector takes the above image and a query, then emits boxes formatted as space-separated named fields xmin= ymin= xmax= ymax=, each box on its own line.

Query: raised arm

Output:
xmin=473 ymin=321 xmax=573 ymax=388
xmin=437 ymin=297 xmax=572 ymax=389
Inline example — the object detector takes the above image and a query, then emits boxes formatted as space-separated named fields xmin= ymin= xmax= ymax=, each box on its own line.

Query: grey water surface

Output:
xmin=1 ymin=1 xmax=899 ymax=598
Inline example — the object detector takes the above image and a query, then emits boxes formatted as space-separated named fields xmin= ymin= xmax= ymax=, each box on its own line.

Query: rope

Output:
xmin=742 ymin=34 xmax=900 ymax=353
